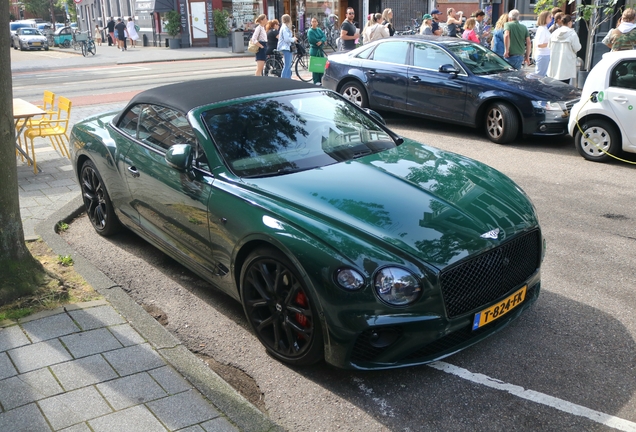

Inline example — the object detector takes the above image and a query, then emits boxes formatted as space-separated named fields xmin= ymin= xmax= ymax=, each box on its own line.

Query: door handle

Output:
xmin=368 ymin=70 xmax=377 ymax=76
xmin=612 ymin=96 xmax=628 ymax=104
xmin=127 ymin=166 xmax=140 ymax=178
xmin=410 ymin=76 xmax=421 ymax=83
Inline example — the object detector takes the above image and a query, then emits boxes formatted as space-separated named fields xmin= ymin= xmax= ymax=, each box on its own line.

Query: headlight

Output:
xmin=374 ymin=267 xmax=421 ymax=306
xmin=335 ymin=268 xmax=365 ymax=291
xmin=531 ymin=101 xmax=565 ymax=111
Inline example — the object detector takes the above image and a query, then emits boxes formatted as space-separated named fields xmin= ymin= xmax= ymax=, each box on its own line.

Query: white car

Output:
xmin=568 ymin=50 xmax=636 ymax=162
xmin=12 ymin=27 xmax=49 ymax=51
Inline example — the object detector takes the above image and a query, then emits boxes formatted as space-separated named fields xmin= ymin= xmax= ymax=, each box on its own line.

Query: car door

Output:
xmin=358 ymin=40 xmax=410 ymax=110
xmin=606 ymin=59 xmax=636 ymax=148
xmin=122 ymin=103 xmax=217 ymax=275
xmin=407 ymin=42 xmax=468 ymax=121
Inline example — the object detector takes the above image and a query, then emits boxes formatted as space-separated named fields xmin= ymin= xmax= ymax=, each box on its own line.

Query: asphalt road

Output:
xmin=59 ymin=112 xmax=636 ymax=431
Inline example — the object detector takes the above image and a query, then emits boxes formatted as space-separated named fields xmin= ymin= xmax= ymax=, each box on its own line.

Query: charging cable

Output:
xmin=573 ymin=92 xmax=636 ymax=164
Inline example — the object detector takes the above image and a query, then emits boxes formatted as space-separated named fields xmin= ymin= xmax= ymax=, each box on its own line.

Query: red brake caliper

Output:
xmin=294 ymin=291 xmax=309 ymax=335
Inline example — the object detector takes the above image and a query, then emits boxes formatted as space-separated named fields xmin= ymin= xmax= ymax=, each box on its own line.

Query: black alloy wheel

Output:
xmin=80 ymin=160 xmax=122 ymax=236
xmin=240 ymin=248 xmax=324 ymax=366
xmin=574 ymin=118 xmax=621 ymax=162
xmin=485 ymin=102 xmax=519 ymax=144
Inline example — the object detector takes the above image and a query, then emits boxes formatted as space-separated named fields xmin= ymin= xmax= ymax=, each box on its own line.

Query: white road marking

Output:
xmin=429 ymin=361 xmax=636 ymax=432
xmin=351 ymin=377 xmax=395 ymax=418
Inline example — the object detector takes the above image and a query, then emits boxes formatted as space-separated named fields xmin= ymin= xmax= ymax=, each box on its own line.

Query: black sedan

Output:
xmin=323 ymin=36 xmax=581 ymax=144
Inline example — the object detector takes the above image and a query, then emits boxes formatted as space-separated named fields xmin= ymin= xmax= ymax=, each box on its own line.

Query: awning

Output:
xmin=135 ymin=0 xmax=175 ymax=13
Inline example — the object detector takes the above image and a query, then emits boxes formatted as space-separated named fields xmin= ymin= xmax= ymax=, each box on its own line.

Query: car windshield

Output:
xmin=21 ymin=29 xmax=39 ymax=35
xmin=202 ymin=91 xmax=396 ymax=178
xmin=446 ymin=42 xmax=514 ymax=75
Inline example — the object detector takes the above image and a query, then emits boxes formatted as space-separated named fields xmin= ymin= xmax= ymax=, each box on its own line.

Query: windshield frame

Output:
xmin=444 ymin=41 xmax=515 ymax=75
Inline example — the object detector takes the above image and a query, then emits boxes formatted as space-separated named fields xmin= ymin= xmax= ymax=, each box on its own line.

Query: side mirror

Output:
xmin=364 ymin=108 xmax=386 ymax=125
xmin=165 ymin=144 xmax=193 ymax=170
xmin=439 ymin=64 xmax=460 ymax=76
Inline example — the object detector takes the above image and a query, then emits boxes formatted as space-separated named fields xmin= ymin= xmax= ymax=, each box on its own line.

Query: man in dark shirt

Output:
xmin=430 ymin=9 xmax=442 ymax=36
xmin=114 ymin=18 xmax=128 ymax=51
xmin=106 ymin=17 xmax=115 ymax=46
xmin=340 ymin=7 xmax=358 ymax=50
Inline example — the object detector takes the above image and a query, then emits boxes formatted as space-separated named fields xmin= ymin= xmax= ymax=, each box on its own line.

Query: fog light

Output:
xmin=539 ymin=124 xmax=547 ymax=132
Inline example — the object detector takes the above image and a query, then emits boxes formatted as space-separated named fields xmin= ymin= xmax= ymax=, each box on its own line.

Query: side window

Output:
xmin=412 ymin=43 xmax=454 ymax=70
xmin=118 ymin=104 xmax=142 ymax=137
xmin=610 ymin=60 xmax=636 ymax=90
xmin=370 ymin=41 xmax=409 ymax=65
xmin=137 ymin=105 xmax=197 ymax=152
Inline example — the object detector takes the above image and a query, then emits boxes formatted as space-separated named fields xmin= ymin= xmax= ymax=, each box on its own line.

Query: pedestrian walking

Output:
xmin=251 ymin=14 xmax=268 ymax=76
xmin=340 ymin=7 xmax=359 ymax=51
xmin=94 ymin=24 xmax=102 ymax=46
xmin=534 ymin=11 xmax=551 ymax=77
xmin=608 ymin=8 xmax=636 ymax=51
xmin=548 ymin=8 xmax=562 ymax=33
xmin=307 ymin=17 xmax=326 ymax=85
xmin=491 ymin=14 xmax=509 ymax=56
xmin=549 ymin=12 xmax=563 ymax=33
xmin=462 ymin=18 xmax=480 ymax=43
xmin=363 ymin=13 xmax=389 ymax=44
xmin=277 ymin=14 xmax=297 ymax=78
xmin=126 ymin=17 xmax=139 ymax=48
xmin=381 ymin=9 xmax=395 ymax=36
xmin=446 ymin=8 xmax=462 ymax=37
xmin=265 ymin=19 xmax=279 ymax=55
xmin=503 ymin=9 xmax=531 ymax=70
xmin=474 ymin=10 xmax=490 ymax=47
xmin=547 ymin=15 xmax=581 ymax=83
xmin=420 ymin=15 xmax=433 ymax=35
xmin=106 ymin=17 xmax=116 ymax=46
xmin=114 ymin=18 xmax=129 ymax=51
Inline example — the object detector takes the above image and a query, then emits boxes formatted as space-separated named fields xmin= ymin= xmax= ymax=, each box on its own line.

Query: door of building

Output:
xmin=189 ymin=0 xmax=208 ymax=47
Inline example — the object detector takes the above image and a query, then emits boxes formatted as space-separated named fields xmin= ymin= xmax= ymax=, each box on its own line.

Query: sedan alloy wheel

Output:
xmin=340 ymin=82 xmax=369 ymax=108
xmin=485 ymin=102 xmax=519 ymax=144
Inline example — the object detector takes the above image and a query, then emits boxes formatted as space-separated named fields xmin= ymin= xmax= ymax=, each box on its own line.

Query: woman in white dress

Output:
xmin=126 ymin=17 xmax=139 ymax=48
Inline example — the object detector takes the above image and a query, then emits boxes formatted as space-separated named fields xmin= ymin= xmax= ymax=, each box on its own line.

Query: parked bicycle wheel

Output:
xmin=81 ymin=42 xmax=88 ymax=57
xmin=294 ymin=51 xmax=312 ymax=82
xmin=87 ymin=40 xmax=96 ymax=55
xmin=263 ymin=57 xmax=283 ymax=77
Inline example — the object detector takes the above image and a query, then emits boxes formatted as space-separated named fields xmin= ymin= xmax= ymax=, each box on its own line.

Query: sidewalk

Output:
xmin=5 ymin=49 xmax=281 ymax=431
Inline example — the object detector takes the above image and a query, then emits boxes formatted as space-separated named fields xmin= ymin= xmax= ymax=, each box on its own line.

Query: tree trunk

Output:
xmin=0 ymin=9 xmax=46 ymax=304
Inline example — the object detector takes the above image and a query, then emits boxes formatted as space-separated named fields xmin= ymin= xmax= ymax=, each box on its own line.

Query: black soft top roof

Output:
xmin=125 ymin=76 xmax=317 ymax=115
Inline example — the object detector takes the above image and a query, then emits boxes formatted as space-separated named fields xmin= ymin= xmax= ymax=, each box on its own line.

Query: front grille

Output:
xmin=565 ymin=99 xmax=578 ymax=111
xmin=403 ymin=285 xmax=536 ymax=361
xmin=440 ymin=230 xmax=541 ymax=319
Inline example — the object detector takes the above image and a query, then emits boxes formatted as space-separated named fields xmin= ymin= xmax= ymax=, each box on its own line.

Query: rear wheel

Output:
xmin=340 ymin=81 xmax=369 ymax=108
xmin=574 ymin=118 xmax=620 ymax=162
xmin=80 ymin=160 xmax=122 ymax=236
xmin=295 ymin=52 xmax=312 ymax=82
xmin=263 ymin=57 xmax=283 ymax=77
xmin=88 ymin=42 xmax=96 ymax=55
xmin=240 ymin=247 xmax=324 ymax=366
xmin=63 ymin=39 xmax=71 ymax=48
xmin=485 ymin=102 xmax=519 ymax=144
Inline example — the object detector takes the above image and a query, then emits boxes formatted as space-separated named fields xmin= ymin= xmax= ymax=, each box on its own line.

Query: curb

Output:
xmin=35 ymin=196 xmax=282 ymax=432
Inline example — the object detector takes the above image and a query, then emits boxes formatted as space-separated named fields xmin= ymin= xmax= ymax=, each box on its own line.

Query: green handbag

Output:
xmin=309 ymin=56 xmax=327 ymax=73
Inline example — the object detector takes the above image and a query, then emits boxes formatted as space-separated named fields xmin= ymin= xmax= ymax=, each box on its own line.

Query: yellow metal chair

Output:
xmin=16 ymin=91 xmax=57 ymax=161
xmin=24 ymin=96 xmax=72 ymax=174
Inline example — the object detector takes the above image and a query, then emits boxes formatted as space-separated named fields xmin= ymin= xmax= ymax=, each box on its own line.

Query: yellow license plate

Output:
xmin=32 ymin=43 xmax=41 ymax=46
xmin=472 ymin=286 xmax=526 ymax=330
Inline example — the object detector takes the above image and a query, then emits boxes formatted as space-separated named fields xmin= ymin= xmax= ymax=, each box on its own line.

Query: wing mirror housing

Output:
xmin=439 ymin=64 xmax=460 ymax=77
xmin=165 ymin=144 xmax=193 ymax=171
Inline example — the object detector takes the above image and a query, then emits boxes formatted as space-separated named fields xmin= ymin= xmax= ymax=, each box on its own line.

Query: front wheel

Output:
xmin=340 ymin=81 xmax=369 ymax=108
xmin=263 ymin=57 xmax=282 ymax=77
xmin=574 ymin=119 xmax=620 ymax=162
xmin=80 ymin=160 xmax=122 ymax=236
xmin=63 ymin=39 xmax=71 ymax=48
xmin=295 ymin=53 xmax=312 ymax=82
xmin=240 ymin=247 xmax=324 ymax=366
xmin=81 ymin=43 xmax=87 ymax=57
xmin=485 ymin=102 xmax=519 ymax=144
xmin=88 ymin=43 xmax=96 ymax=55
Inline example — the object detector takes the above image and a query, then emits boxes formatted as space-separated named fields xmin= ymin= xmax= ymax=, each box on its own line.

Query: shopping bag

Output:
xmin=309 ymin=56 xmax=327 ymax=73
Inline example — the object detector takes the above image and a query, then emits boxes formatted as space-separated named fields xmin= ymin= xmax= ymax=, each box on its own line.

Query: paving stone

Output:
xmin=103 ymin=343 xmax=165 ymax=376
xmin=51 ymin=354 xmax=118 ymax=391
xmin=59 ymin=423 xmax=91 ymax=432
xmin=20 ymin=313 xmax=80 ymax=342
xmin=97 ymin=372 xmax=167 ymax=410
xmin=0 ymin=403 xmax=52 ymax=432
xmin=149 ymin=366 xmax=192 ymax=395
xmin=178 ymin=426 xmax=205 ymax=432
xmin=68 ymin=306 xmax=126 ymax=331
xmin=48 ymin=178 xmax=77 ymax=188
xmin=0 ymin=374 xmax=54 ymax=410
xmin=61 ymin=328 xmax=123 ymax=358
xmin=38 ymin=386 xmax=112 ymax=430
xmin=201 ymin=417 xmax=240 ymax=432
xmin=18 ymin=368 xmax=64 ymax=398
xmin=0 ymin=326 xmax=30 ymax=352
xmin=0 ymin=352 xmax=17 ymax=380
xmin=147 ymin=390 xmax=219 ymax=431
xmin=8 ymin=339 xmax=72 ymax=373
xmin=88 ymin=405 xmax=167 ymax=432
xmin=108 ymin=323 xmax=146 ymax=347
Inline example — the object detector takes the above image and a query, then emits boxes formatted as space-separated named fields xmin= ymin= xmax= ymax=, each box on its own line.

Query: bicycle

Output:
xmin=262 ymin=42 xmax=311 ymax=82
xmin=75 ymin=33 xmax=96 ymax=57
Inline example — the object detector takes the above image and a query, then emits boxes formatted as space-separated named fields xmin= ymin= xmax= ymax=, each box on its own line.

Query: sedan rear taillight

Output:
xmin=325 ymin=60 xmax=330 ymax=70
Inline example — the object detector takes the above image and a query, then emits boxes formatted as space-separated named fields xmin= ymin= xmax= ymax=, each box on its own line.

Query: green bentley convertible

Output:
xmin=70 ymin=77 xmax=544 ymax=370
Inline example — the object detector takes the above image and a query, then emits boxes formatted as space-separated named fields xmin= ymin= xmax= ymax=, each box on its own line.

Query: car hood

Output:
xmin=479 ymin=70 xmax=581 ymax=101
xmin=242 ymin=140 xmax=538 ymax=269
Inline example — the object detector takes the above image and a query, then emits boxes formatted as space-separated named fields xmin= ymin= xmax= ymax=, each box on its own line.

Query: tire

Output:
xmin=80 ymin=160 xmax=122 ymax=236
xmin=19 ymin=43 xmax=24 ymax=51
xmin=240 ymin=247 xmax=324 ymax=366
xmin=13 ymin=43 xmax=17 ymax=50
xmin=485 ymin=102 xmax=519 ymax=144
xmin=574 ymin=118 xmax=620 ymax=162
xmin=263 ymin=57 xmax=282 ymax=77
xmin=81 ymin=43 xmax=87 ymax=57
xmin=88 ymin=43 xmax=96 ymax=55
xmin=295 ymin=53 xmax=312 ymax=82
xmin=45 ymin=47 xmax=49 ymax=51
xmin=63 ymin=40 xmax=71 ymax=48
xmin=340 ymin=81 xmax=369 ymax=108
